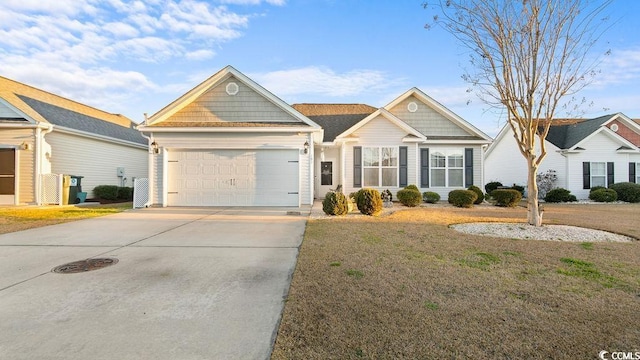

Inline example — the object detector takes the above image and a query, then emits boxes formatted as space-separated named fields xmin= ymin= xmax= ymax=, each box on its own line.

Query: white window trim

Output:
xmin=362 ymin=146 xmax=399 ymax=187
xmin=636 ymin=163 xmax=640 ymax=184
xmin=590 ymin=161 xmax=607 ymax=187
xmin=430 ymin=150 xmax=465 ymax=188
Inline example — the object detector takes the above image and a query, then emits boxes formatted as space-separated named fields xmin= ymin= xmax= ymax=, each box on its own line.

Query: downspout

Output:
xmin=138 ymin=113 xmax=154 ymax=207
xmin=36 ymin=124 xmax=54 ymax=205
xmin=481 ymin=144 xmax=488 ymax=190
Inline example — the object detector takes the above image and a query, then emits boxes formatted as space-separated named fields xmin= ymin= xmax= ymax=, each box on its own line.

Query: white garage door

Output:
xmin=167 ymin=149 xmax=299 ymax=206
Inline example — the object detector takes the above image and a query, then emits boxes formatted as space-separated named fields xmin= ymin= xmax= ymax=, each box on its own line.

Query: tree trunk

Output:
xmin=526 ymin=159 xmax=543 ymax=226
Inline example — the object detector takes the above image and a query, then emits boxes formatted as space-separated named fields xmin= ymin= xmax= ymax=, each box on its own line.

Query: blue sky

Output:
xmin=1 ymin=0 xmax=639 ymax=136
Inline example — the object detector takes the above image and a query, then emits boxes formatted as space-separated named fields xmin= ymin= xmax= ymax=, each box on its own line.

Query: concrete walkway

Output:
xmin=0 ymin=206 xmax=309 ymax=360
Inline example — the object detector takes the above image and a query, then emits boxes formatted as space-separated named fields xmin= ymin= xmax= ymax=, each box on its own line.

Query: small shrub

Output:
xmin=537 ymin=169 xmax=558 ymax=199
xmin=510 ymin=184 xmax=525 ymax=195
xmin=544 ymin=188 xmax=577 ymax=203
xmin=405 ymin=184 xmax=419 ymax=191
xmin=397 ymin=187 xmax=422 ymax=207
xmin=351 ymin=189 xmax=365 ymax=205
xmin=589 ymin=186 xmax=606 ymax=194
xmin=491 ymin=189 xmax=522 ymax=207
xmin=93 ymin=185 xmax=119 ymax=200
xmin=423 ymin=191 xmax=441 ymax=204
xmin=322 ymin=191 xmax=349 ymax=216
xmin=117 ymin=187 xmax=133 ymax=200
xmin=448 ymin=190 xmax=477 ymax=208
xmin=467 ymin=185 xmax=485 ymax=204
xmin=589 ymin=188 xmax=617 ymax=203
xmin=356 ymin=188 xmax=383 ymax=216
xmin=485 ymin=181 xmax=503 ymax=194
xmin=609 ymin=182 xmax=640 ymax=203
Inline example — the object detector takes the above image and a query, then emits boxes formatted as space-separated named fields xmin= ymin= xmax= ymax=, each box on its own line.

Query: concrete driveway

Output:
xmin=0 ymin=206 xmax=309 ymax=360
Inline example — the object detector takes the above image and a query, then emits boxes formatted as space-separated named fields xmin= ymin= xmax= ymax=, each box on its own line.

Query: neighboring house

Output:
xmin=484 ymin=113 xmax=640 ymax=199
xmin=0 ymin=76 xmax=148 ymax=205
xmin=138 ymin=65 xmax=492 ymax=207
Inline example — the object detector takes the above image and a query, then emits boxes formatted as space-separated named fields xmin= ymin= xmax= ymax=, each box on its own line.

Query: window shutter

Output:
xmin=630 ymin=162 xmax=636 ymax=183
xmin=607 ymin=162 xmax=614 ymax=186
xmin=399 ymin=146 xmax=408 ymax=187
xmin=353 ymin=146 xmax=362 ymax=188
xmin=464 ymin=148 xmax=474 ymax=188
xmin=420 ymin=148 xmax=429 ymax=188
xmin=582 ymin=162 xmax=590 ymax=189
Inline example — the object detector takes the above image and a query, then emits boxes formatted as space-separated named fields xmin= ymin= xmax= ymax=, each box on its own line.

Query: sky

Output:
xmin=1 ymin=0 xmax=639 ymax=137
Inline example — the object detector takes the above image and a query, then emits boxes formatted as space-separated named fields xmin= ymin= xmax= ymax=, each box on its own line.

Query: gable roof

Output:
xmin=144 ymin=65 xmax=320 ymax=131
xmin=335 ymin=108 xmax=427 ymax=141
xmin=384 ymin=87 xmax=492 ymax=142
xmin=0 ymin=75 xmax=145 ymax=145
xmin=545 ymin=114 xmax=612 ymax=149
xmin=292 ymin=104 xmax=376 ymax=142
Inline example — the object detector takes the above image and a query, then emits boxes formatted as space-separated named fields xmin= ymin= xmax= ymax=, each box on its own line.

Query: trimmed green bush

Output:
xmin=491 ymin=189 xmax=522 ymax=207
xmin=423 ymin=191 xmax=441 ymax=204
xmin=356 ymin=188 xmax=383 ymax=216
xmin=397 ymin=186 xmax=422 ymax=207
xmin=609 ymin=182 xmax=640 ymax=203
xmin=448 ymin=190 xmax=477 ymax=208
xmin=589 ymin=188 xmax=618 ymax=203
xmin=589 ymin=186 xmax=606 ymax=194
xmin=322 ymin=191 xmax=349 ymax=216
xmin=544 ymin=188 xmax=577 ymax=203
xmin=484 ymin=181 xmax=503 ymax=194
xmin=510 ymin=184 xmax=525 ymax=195
xmin=117 ymin=187 xmax=133 ymax=201
xmin=93 ymin=185 xmax=119 ymax=200
xmin=467 ymin=185 xmax=485 ymax=204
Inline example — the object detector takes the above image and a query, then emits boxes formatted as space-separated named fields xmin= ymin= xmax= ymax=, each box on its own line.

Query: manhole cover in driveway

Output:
xmin=52 ymin=258 xmax=119 ymax=274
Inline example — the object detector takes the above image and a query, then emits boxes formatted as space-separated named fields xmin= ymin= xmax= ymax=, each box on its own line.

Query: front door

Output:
xmin=0 ymin=148 xmax=16 ymax=205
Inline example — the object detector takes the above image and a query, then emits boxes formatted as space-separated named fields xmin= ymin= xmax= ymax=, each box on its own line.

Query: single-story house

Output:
xmin=138 ymin=66 xmax=492 ymax=207
xmin=0 ymin=76 xmax=148 ymax=205
xmin=484 ymin=113 xmax=640 ymax=199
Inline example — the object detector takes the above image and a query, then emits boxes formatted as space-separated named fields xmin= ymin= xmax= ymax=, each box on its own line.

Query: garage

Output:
xmin=167 ymin=149 xmax=300 ymax=206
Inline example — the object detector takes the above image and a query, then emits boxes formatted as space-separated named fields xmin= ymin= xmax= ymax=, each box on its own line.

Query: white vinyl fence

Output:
xmin=41 ymin=173 xmax=63 ymax=205
xmin=133 ymin=178 xmax=150 ymax=209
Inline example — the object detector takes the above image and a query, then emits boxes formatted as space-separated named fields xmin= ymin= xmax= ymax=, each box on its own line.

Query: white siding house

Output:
xmin=485 ymin=114 xmax=640 ymax=199
xmin=0 ymin=75 xmax=147 ymax=205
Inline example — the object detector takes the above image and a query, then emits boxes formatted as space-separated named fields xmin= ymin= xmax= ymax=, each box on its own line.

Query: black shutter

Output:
xmin=607 ymin=162 xmax=615 ymax=186
xmin=353 ymin=146 xmax=362 ymax=188
xmin=420 ymin=148 xmax=429 ymax=188
xmin=399 ymin=146 xmax=408 ymax=187
xmin=582 ymin=162 xmax=590 ymax=189
xmin=464 ymin=148 xmax=474 ymax=188
xmin=630 ymin=162 xmax=636 ymax=183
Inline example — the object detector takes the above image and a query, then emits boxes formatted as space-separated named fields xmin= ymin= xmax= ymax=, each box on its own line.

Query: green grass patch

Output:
xmin=329 ymin=261 xmax=342 ymax=267
xmin=361 ymin=233 xmax=382 ymax=245
xmin=0 ymin=203 xmax=130 ymax=221
xmin=423 ymin=300 xmax=439 ymax=310
xmin=557 ymin=257 xmax=628 ymax=290
xmin=346 ymin=269 xmax=364 ymax=279
xmin=458 ymin=252 xmax=501 ymax=270
xmin=579 ymin=242 xmax=594 ymax=250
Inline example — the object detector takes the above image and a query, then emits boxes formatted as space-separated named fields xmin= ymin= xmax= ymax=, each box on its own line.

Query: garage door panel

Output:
xmin=168 ymin=149 xmax=299 ymax=206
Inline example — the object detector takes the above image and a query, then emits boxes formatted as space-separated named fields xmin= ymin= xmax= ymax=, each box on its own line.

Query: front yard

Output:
xmin=272 ymin=203 xmax=640 ymax=359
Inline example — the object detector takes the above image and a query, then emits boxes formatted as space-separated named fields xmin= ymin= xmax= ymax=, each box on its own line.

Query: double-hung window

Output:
xmin=636 ymin=163 xmax=640 ymax=184
xmin=363 ymin=147 xmax=398 ymax=187
xmin=431 ymin=151 xmax=464 ymax=187
xmin=590 ymin=162 xmax=606 ymax=187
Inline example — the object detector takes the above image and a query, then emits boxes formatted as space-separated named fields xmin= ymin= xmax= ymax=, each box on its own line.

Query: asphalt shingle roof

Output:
xmin=292 ymin=104 xmax=377 ymax=142
xmin=19 ymin=95 xmax=146 ymax=145
xmin=544 ymin=115 xmax=613 ymax=149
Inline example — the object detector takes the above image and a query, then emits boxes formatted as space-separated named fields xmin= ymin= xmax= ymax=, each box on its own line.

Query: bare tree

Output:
xmin=425 ymin=0 xmax=611 ymax=226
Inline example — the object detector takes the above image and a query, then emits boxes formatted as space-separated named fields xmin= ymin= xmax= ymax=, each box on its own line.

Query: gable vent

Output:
xmin=407 ymin=102 xmax=418 ymax=113
xmin=610 ymin=123 xmax=619 ymax=132
xmin=226 ymin=82 xmax=239 ymax=96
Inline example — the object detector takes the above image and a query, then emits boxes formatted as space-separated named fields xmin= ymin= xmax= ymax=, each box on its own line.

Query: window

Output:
xmin=431 ymin=151 xmax=464 ymax=187
xmin=321 ymin=161 xmax=332 ymax=186
xmin=591 ymin=162 xmax=606 ymax=187
xmin=636 ymin=163 xmax=640 ymax=184
xmin=363 ymin=147 xmax=398 ymax=187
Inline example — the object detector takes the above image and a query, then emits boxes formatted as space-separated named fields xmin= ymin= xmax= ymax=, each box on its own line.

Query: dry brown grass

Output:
xmin=272 ymin=203 xmax=640 ymax=359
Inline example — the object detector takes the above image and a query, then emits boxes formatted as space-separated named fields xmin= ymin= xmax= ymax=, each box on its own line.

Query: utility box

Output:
xmin=117 ymin=167 xmax=125 ymax=177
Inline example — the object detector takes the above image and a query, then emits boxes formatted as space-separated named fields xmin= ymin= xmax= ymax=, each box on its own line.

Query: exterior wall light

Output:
xmin=303 ymin=141 xmax=309 ymax=154
xmin=151 ymin=141 xmax=159 ymax=154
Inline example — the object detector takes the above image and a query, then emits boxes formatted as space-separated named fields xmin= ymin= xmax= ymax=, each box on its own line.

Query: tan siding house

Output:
xmin=0 ymin=76 xmax=147 ymax=205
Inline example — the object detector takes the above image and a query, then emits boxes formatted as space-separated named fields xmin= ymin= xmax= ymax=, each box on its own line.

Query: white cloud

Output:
xmin=218 ymin=0 xmax=286 ymax=5
xmin=253 ymin=66 xmax=395 ymax=98
xmin=185 ymin=49 xmax=216 ymax=61
xmin=592 ymin=48 xmax=640 ymax=86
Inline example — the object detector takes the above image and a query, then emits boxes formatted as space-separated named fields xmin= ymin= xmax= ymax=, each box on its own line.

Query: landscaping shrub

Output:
xmin=356 ymin=188 xmax=383 ymax=216
xmin=448 ymin=190 xmax=477 ymax=208
xmin=423 ymin=191 xmax=441 ymax=204
xmin=397 ymin=186 xmax=422 ymax=207
xmin=589 ymin=186 xmax=606 ymax=194
xmin=93 ymin=185 xmax=119 ymax=200
xmin=491 ymin=189 xmax=522 ymax=207
xmin=467 ymin=185 xmax=484 ymax=204
xmin=589 ymin=188 xmax=618 ymax=203
xmin=609 ymin=182 xmax=640 ymax=203
xmin=484 ymin=181 xmax=503 ymax=194
xmin=117 ymin=187 xmax=133 ymax=201
xmin=544 ymin=188 xmax=577 ymax=203
xmin=322 ymin=191 xmax=349 ymax=216
xmin=510 ymin=184 xmax=525 ymax=195
xmin=536 ymin=169 xmax=558 ymax=199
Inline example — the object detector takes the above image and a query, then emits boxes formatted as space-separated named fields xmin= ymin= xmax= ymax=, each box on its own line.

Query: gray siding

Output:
xmin=167 ymin=76 xmax=299 ymax=124
xmin=388 ymin=95 xmax=470 ymax=137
